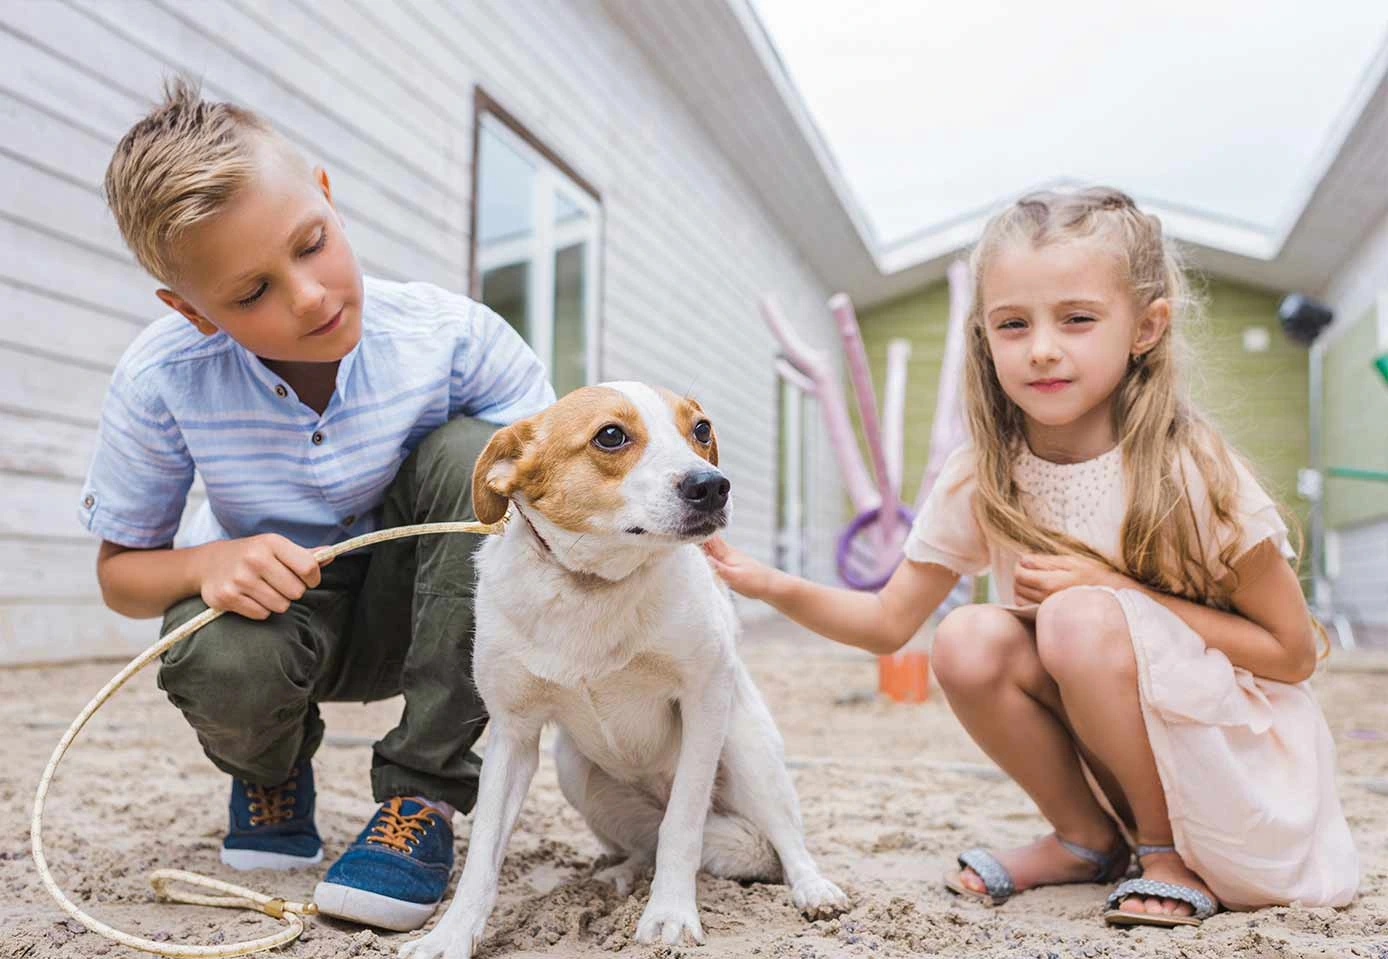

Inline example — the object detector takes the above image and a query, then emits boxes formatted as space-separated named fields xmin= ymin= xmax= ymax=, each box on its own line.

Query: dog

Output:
xmin=399 ymin=382 xmax=848 ymax=959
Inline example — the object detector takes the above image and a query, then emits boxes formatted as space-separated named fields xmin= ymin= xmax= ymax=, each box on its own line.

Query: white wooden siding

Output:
xmin=1326 ymin=204 xmax=1388 ymax=343
xmin=0 ymin=0 xmax=842 ymax=663
xmin=1332 ymin=520 xmax=1388 ymax=645
xmin=1325 ymin=205 xmax=1388 ymax=642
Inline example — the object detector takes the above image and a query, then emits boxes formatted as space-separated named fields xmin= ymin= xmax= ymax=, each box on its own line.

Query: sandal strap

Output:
xmin=1106 ymin=878 xmax=1218 ymax=919
xmin=1135 ymin=843 xmax=1177 ymax=858
xmin=957 ymin=847 xmax=1015 ymax=902
xmin=1056 ymin=835 xmax=1128 ymax=876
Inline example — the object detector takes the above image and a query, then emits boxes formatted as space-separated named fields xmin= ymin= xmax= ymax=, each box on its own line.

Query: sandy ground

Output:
xmin=4 ymin=617 xmax=1388 ymax=959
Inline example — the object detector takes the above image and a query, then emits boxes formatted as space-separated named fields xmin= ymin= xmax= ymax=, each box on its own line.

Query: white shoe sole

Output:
xmin=313 ymin=881 xmax=439 ymax=932
xmin=219 ymin=846 xmax=323 ymax=871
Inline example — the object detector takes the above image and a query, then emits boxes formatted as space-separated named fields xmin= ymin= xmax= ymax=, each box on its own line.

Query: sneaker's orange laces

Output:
xmin=245 ymin=773 xmax=298 ymax=827
xmin=365 ymin=797 xmax=442 ymax=854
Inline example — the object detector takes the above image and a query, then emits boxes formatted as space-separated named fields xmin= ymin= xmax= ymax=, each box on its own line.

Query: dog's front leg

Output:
xmin=636 ymin=665 xmax=734 ymax=946
xmin=721 ymin=669 xmax=850 ymax=918
xmin=398 ymin=720 xmax=541 ymax=959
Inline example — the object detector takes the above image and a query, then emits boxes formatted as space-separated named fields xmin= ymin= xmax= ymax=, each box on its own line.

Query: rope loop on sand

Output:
xmin=31 ymin=519 xmax=506 ymax=958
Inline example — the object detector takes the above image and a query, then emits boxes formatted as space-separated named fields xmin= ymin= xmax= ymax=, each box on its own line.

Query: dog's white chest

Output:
xmin=551 ymin=652 xmax=685 ymax=776
xmin=474 ymin=529 xmax=733 ymax=781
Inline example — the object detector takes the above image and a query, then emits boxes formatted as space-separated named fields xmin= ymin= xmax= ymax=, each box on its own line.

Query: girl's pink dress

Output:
xmin=905 ymin=444 xmax=1358 ymax=909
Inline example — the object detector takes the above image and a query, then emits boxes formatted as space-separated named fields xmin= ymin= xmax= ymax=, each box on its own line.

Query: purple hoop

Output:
xmin=835 ymin=504 xmax=916 ymax=591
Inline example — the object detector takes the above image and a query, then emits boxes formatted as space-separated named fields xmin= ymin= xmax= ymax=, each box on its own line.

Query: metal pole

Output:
xmin=1308 ymin=339 xmax=1327 ymax=612
xmin=1305 ymin=339 xmax=1356 ymax=649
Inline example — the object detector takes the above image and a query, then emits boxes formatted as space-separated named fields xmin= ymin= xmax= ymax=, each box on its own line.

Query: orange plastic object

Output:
xmin=877 ymin=650 xmax=930 ymax=702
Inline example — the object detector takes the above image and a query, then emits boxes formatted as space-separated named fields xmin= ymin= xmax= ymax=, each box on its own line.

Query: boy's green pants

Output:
xmin=158 ymin=416 xmax=497 ymax=813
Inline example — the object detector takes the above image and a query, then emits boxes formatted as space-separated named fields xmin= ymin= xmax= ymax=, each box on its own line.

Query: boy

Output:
xmin=81 ymin=78 xmax=554 ymax=932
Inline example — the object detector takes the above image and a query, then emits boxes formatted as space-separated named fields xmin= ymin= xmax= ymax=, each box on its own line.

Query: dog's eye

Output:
xmin=593 ymin=425 xmax=628 ymax=450
xmin=693 ymin=420 xmax=712 ymax=445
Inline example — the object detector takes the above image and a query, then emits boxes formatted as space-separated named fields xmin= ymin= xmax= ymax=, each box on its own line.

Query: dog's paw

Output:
xmin=635 ymin=896 xmax=704 ymax=945
xmin=594 ymin=857 xmax=649 ymax=897
xmin=397 ymin=914 xmax=486 ymax=959
xmin=791 ymin=875 xmax=851 ymax=919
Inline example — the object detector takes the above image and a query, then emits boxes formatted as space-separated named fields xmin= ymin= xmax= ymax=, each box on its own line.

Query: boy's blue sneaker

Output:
xmin=220 ymin=763 xmax=323 ymax=870
xmin=313 ymin=797 xmax=454 ymax=931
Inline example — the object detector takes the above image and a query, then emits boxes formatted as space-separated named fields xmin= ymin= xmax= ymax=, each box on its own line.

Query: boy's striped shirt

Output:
xmin=80 ymin=276 xmax=554 ymax=549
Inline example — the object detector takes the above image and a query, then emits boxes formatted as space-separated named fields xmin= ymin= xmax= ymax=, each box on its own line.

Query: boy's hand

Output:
xmin=703 ymin=535 xmax=777 ymax=600
xmin=195 ymin=534 xmax=324 ymax=620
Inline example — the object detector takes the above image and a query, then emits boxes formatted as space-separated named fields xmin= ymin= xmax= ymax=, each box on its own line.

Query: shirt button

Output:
xmin=82 ymin=494 xmax=95 ymax=508
xmin=275 ymin=384 xmax=288 ymax=398
xmin=343 ymin=514 xmax=357 ymax=527
xmin=312 ymin=431 xmax=324 ymax=445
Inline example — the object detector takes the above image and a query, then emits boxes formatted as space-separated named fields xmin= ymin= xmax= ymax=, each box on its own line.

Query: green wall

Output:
xmin=856 ymin=276 xmax=1310 ymax=528
xmin=1324 ymin=306 xmax=1388 ymax=529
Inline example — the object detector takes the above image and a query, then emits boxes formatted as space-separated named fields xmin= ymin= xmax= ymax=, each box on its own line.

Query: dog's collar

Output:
xmin=510 ymin=503 xmax=623 ymax=587
xmin=516 ymin=506 xmax=553 ymax=557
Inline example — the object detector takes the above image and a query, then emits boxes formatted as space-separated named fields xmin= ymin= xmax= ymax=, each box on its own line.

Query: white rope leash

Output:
xmin=32 ymin=519 xmax=507 ymax=958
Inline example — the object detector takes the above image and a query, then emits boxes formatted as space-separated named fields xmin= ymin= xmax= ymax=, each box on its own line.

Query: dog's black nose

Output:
xmin=678 ymin=470 xmax=730 ymax=512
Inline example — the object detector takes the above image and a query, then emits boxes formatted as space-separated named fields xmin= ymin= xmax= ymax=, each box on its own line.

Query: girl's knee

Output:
xmin=932 ymin=605 xmax=1026 ymax=693
xmin=1035 ymin=588 xmax=1132 ymax=681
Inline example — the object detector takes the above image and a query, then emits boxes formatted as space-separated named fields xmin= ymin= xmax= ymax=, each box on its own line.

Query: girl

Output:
xmin=705 ymin=187 xmax=1358 ymax=927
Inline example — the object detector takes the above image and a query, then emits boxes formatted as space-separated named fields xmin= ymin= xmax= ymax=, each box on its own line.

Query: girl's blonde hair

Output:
xmin=963 ymin=186 xmax=1264 ymax=608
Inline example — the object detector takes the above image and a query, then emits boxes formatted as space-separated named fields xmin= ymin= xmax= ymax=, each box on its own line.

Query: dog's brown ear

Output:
xmin=472 ymin=422 xmax=531 ymax=525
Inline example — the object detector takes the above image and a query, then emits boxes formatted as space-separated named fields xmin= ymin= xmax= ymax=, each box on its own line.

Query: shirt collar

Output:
xmin=227 ymin=317 xmax=367 ymax=411
xmin=333 ymin=332 xmax=363 ymax=397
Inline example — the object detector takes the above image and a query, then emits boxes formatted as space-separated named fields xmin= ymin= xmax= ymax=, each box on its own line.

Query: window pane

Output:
xmin=476 ymin=124 xmax=536 ymax=338
xmin=474 ymin=114 xmax=601 ymax=396
xmin=552 ymin=186 xmax=593 ymax=397
xmin=477 ymin=126 xmax=536 ymax=247
xmin=480 ymin=261 xmax=529 ymax=341
xmin=552 ymin=241 xmax=587 ymax=397
xmin=555 ymin=190 xmax=583 ymax=223
xmin=797 ymin=395 xmax=809 ymax=574
xmin=776 ymin=379 xmax=789 ymax=571
xmin=775 ymin=377 xmax=805 ymax=574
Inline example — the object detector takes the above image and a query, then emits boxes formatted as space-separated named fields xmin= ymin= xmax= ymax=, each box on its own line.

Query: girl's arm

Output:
xmin=1016 ymin=540 xmax=1319 ymax=683
xmin=1142 ymin=540 xmax=1317 ymax=683
xmin=704 ymin=536 xmax=959 ymax=655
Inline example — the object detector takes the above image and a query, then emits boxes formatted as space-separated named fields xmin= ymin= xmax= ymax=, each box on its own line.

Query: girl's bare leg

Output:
xmin=932 ymin=605 xmax=1124 ymax=894
xmin=1035 ymin=589 xmax=1216 ymax=917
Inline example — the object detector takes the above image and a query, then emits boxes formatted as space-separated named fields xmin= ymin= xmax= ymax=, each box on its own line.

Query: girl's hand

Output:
xmin=703 ymin=535 xmax=778 ymax=600
xmin=1013 ymin=553 xmax=1133 ymax=605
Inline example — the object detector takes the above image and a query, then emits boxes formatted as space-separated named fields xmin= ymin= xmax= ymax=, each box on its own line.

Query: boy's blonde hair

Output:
xmin=963 ymin=186 xmax=1268 ymax=608
xmin=104 ymin=77 xmax=280 ymax=287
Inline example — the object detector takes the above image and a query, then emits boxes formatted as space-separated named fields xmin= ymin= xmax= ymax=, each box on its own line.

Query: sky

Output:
xmin=753 ymin=0 xmax=1388 ymax=250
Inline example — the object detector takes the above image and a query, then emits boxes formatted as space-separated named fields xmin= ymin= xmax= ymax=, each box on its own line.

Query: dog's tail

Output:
xmin=700 ymin=814 xmax=783 ymax=883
